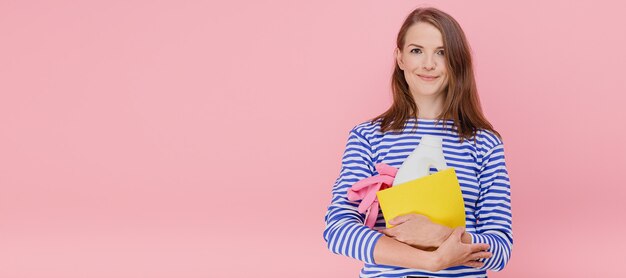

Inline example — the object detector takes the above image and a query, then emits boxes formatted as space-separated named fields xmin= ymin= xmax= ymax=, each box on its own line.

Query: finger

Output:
xmin=389 ymin=214 xmax=411 ymax=225
xmin=451 ymin=226 xmax=464 ymax=238
xmin=380 ymin=228 xmax=395 ymax=237
xmin=470 ymin=251 xmax=492 ymax=261
xmin=441 ymin=227 xmax=463 ymax=244
xmin=457 ymin=226 xmax=465 ymax=234
xmin=462 ymin=261 xmax=484 ymax=268
xmin=469 ymin=243 xmax=491 ymax=252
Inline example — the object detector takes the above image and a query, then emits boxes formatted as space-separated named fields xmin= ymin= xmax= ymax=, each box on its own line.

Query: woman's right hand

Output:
xmin=431 ymin=226 xmax=492 ymax=271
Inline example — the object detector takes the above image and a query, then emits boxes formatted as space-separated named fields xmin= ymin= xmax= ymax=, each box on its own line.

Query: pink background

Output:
xmin=1 ymin=0 xmax=625 ymax=277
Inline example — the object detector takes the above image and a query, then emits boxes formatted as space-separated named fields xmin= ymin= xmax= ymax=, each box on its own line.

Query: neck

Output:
xmin=412 ymin=92 xmax=444 ymax=119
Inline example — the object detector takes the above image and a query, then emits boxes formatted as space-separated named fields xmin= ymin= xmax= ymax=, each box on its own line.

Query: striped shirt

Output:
xmin=323 ymin=117 xmax=513 ymax=278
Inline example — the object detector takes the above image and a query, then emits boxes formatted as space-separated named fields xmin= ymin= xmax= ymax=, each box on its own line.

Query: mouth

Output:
xmin=417 ymin=74 xmax=439 ymax=81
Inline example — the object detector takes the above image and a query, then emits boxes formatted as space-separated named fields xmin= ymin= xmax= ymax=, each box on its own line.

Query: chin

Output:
xmin=415 ymin=90 xmax=441 ymax=96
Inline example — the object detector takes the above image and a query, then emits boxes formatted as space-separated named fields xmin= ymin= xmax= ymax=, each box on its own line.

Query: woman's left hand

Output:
xmin=380 ymin=213 xmax=453 ymax=250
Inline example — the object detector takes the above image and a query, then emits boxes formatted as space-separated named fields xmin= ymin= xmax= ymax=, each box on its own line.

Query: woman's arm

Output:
xmin=380 ymin=213 xmax=474 ymax=249
xmin=322 ymin=127 xmax=385 ymax=264
xmin=465 ymin=136 xmax=514 ymax=271
xmin=373 ymin=234 xmax=439 ymax=271
xmin=374 ymin=227 xmax=492 ymax=271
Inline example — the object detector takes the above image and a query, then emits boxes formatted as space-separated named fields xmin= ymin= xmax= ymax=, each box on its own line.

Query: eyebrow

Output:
xmin=408 ymin=44 xmax=444 ymax=49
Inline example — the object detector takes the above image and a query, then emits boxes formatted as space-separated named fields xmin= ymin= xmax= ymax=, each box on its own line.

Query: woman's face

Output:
xmin=395 ymin=22 xmax=449 ymax=98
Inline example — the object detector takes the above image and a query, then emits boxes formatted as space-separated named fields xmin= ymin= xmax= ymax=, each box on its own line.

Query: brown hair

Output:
xmin=368 ymin=6 xmax=502 ymax=144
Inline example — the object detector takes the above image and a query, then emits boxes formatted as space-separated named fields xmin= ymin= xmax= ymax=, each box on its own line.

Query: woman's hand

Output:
xmin=380 ymin=213 xmax=452 ymax=250
xmin=431 ymin=226 xmax=492 ymax=271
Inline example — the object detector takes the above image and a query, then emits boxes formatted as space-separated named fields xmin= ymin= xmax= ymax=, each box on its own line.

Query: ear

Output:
xmin=394 ymin=47 xmax=405 ymax=71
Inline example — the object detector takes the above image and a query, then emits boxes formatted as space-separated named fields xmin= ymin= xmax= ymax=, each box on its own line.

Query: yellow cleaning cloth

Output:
xmin=376 ymin=168 xmax=466 ymax=229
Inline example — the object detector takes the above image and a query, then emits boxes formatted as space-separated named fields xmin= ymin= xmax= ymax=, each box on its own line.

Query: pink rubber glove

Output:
xmin=347 ymin=163 xmax=397 ymax=228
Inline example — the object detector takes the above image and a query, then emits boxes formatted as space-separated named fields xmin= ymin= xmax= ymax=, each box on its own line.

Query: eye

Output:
xmin=410 ymin=48 xmax=422 ymax=54
xmin=437 ymin=50 xmax=445 ymax=56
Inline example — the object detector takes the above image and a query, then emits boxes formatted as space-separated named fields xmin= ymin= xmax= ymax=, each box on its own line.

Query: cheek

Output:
xmin=439 ymin=73 xmax=447 ymax=81
xmin=434 ymin=78 xmax=446 ymax=88
xmin=438 ymin=69 xmax=448 ymax=81
xmin=436 ymin=75 xmax=446 ymax=86
xmin=402 ymin=58 xmax=421 ymax=71
xmin=404 ymin=71 xmax=417 ymax=82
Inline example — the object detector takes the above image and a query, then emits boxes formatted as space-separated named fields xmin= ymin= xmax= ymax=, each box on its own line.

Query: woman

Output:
xmin=322 ymin=6 xmax=513 ymax=278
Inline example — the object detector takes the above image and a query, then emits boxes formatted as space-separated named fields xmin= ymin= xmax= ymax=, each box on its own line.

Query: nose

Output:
xmin=422 ymin=55 xmax=436 ymax=70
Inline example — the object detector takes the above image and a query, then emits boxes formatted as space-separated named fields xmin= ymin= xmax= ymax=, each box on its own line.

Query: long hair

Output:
xmin=369 ymin=6 xmax=502 ymax=144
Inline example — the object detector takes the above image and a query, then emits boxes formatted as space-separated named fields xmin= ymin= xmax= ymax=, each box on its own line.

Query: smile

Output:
xmin=418 ymin=74 xmax=438 ymax=81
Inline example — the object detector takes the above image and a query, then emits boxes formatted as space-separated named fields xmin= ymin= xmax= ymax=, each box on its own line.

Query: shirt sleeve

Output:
xmin=322 ymin=126 xmax=384 ymax=264
xmin=467 ymin=139 xmax=514 ymax=271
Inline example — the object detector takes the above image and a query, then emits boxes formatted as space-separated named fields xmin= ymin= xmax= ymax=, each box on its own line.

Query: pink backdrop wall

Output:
xmin=1 ymin=0 xmax=625 ymax=277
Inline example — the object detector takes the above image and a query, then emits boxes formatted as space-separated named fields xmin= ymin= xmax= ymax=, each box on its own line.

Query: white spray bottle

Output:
xmin=392 ymin=134 xmax=448 ymax=186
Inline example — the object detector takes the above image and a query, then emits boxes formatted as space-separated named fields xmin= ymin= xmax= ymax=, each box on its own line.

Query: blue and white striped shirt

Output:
xmin=323 ymin=117 xmax=513 ymax=278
